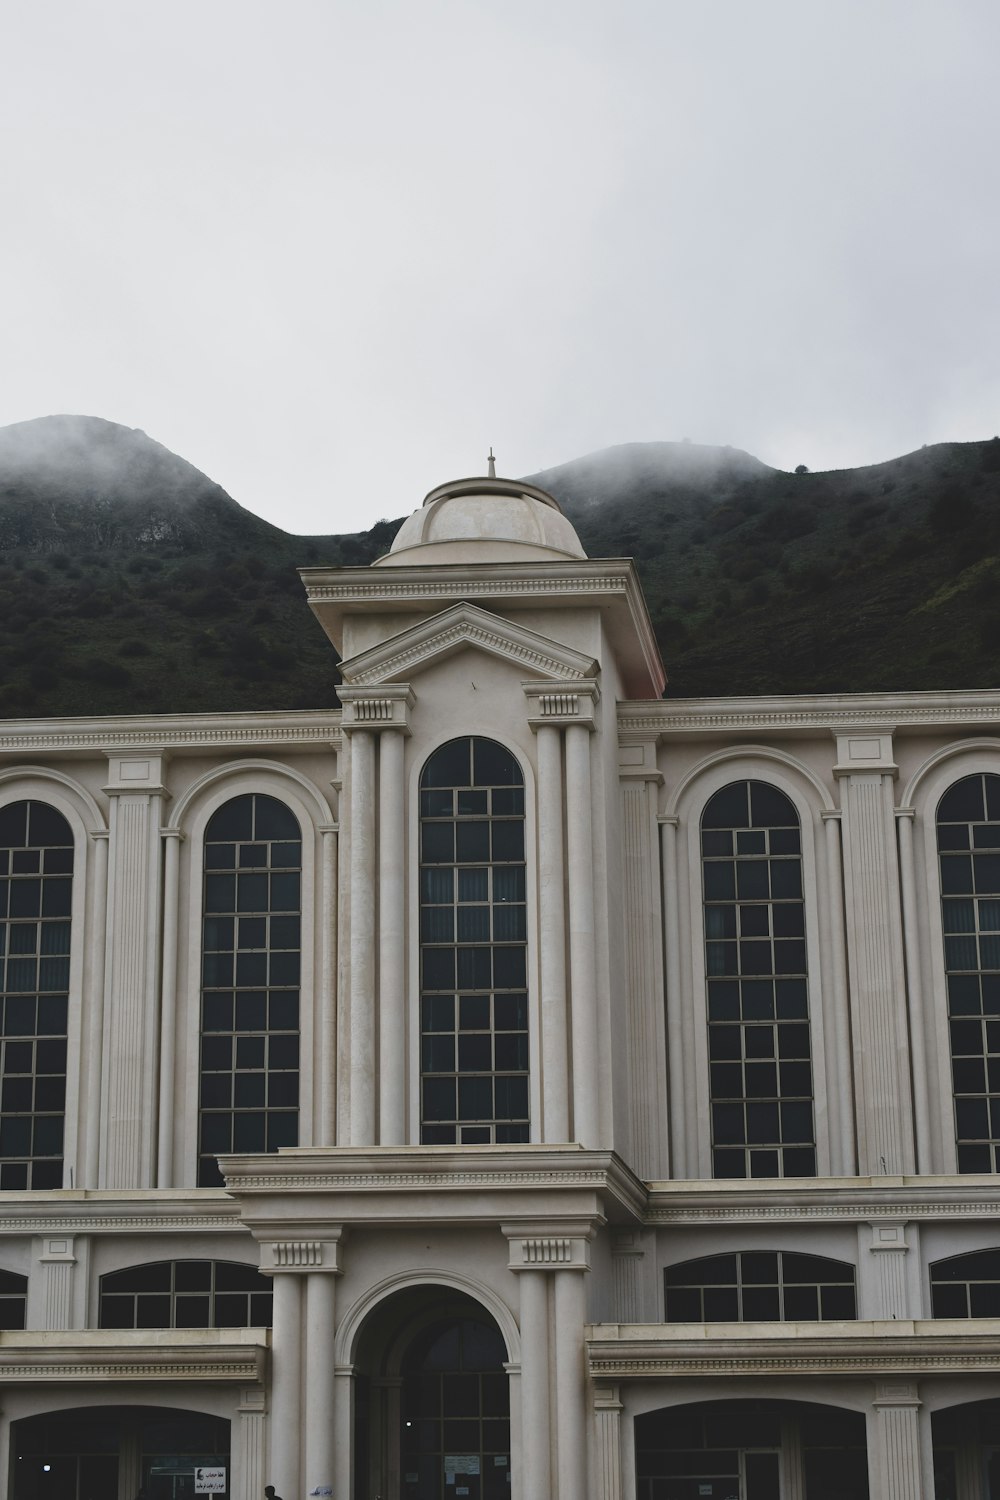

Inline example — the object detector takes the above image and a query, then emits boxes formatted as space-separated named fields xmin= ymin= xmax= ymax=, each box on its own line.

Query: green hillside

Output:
xmin=1 ymin=416 xmax=999 ymax=717
xmin=536 ymin=438 xmax=1000 ymax=697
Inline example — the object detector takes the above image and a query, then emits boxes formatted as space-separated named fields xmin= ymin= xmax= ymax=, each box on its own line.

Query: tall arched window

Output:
xmin=0 ymin=800 xmax=73 ymax=1190
xmin=936 ymin=772 xmax=1000 ymax=1173
xmin=199 ymin=793 xmax=301 ymax=1185
xmin=419 ymin=738 xmax=528 ymax=1145
xmin=701 ymin=780 xmax=815 ymax=1179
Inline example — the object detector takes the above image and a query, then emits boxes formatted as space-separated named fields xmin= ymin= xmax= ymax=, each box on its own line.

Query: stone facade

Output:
xmin=0 ymin=472 xmax=998 ymax=1498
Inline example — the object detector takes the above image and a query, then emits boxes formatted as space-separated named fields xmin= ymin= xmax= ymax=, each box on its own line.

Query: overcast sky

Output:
xmin=2 ymin=0 xmax=998 ymax=534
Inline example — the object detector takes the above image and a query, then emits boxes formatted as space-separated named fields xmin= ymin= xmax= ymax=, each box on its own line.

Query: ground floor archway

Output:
xmin=635 ymin=1399 xmax=868 ymax=1500
xmin=933 ymin=1399 xmax=1000 ymax=1500
xmin=11 ymin=1406 xmax=230 ymax=1500
xmin=352 ymin=1284 xmax=513 ymax=1500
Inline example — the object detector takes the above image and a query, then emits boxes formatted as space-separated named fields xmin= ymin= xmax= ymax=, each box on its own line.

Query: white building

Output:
xmin=0 ymin=468 xmax=999 ymax=1500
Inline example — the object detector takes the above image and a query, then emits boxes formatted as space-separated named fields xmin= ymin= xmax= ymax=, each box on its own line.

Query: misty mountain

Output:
xmin=1 ymin=415 xmax=999 ymax=716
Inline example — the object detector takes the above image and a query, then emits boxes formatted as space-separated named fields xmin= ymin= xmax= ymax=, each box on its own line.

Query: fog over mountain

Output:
xmin=1 ymin=415 xmax=999 ymax=717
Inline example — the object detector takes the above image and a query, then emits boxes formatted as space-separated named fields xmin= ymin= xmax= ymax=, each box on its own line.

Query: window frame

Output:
xmin=416 ymin=736 xmax=530 ymax=1145
xmin=0 ymin=783 xmax=94 ymax=1194
xmin=97 ymin=1258 xmax=273 ymax=1329
xmin=407 ymin=733 xmax=539 ymax=1146
xmin=934 ymin=770 xmax=1000 ymax=1174
xmin=664 ymin=1248 xmax=858 ymax=1323
xmin=907 ymin=746 xmax=1000 ymax=1176
xmin=678 ymin=758 xmax=835 ymax=1180
xmin=197 ymin=792 xmax=304 ymax=1184
xmin=929 ymin=1247 xmax=1000 ymax=1318
xmin=175 ymin=772 xmax=322 ymax=1187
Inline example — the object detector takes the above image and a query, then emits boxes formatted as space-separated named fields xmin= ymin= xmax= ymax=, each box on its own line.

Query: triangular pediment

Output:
xmin=338 ymin=601 xmax=599 ymax=686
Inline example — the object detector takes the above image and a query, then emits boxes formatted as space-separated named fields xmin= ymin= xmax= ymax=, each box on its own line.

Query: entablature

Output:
xmin=220 ymin=1146 xmax=647 ymax=1229
xmin=0 ymin=710 xmax=342 ymax=758
xmin=619 ymin=689 xmax=1000 ymax=743
xmin=302 ymin=558 xmax=664 ymax=697
xmin=0 ymin=1328 xmax=267 ymax=1383
xmin=0 ymin=1190 xmax=244 ymax=1237
xmin=586 ymin=1319 xmax=1000 ymax=1380
xmin=646 ymin=1175 xmax=1000 ymax=1225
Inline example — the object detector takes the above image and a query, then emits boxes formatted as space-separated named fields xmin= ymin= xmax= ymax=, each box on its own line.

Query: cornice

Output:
xmin=220 ymin=1147 xmax=648 ymax=1224
xmin=303 ymin=558 xmax=665 ymax=698
xmin=0 ymin=1332 xmax=266 ymax=1384
xmin=645 ymin=1176 xmax=1000 ymax=1224
xmin=301 ymin=560 xmax=640 ymax=605
xmin=619 ymin=691 xmax=1000 ymax=738
xmin=586 ymin=1322 xmax=1000 ymax=1379
xmin=0 ymin=711 xmax=342 ymax=755
xmin=0 ymin=1191 xmax=245 ymax=1235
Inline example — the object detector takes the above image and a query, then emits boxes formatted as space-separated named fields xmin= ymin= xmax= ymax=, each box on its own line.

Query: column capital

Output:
xmin=867 ymin=1221 xmax=910 ymax=1253
xmin=592 ymin=1380 xmax=623 ymax=1412
xmin=523 ymin=679 xmax=600 ymax=730
xmin=873 ymin=1380 xmax=921 ymax=1407
xmin=36 ymin=1234 xmax=76 ymax=1264
xmin=339 ymin=684 xmax=414 ymax=734
xmin=610 ymin=1230 xmax=644 ymax=1260
xmin=259 ymin=1236 xmax=344 ymax=1275
xmin=832 ymin=728 xmax=898 ymax=779
xmin=103 ymin=749 xmax=171 ymax=796
xmin=618 ymin=735 xmax=663 ymax=783
xmin=502 ymin=1221 xmax=594 ymax=1272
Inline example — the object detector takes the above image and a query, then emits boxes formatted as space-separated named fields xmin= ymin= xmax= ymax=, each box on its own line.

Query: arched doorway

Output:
xmin=11 ymin=1406 xmax=230 ymax=1500
xmin=635 ymin=1400 xmax=868 ymax=1500
xmin=933 ymin=1400 xmax=1000 ymax=1499
xmin=353 ymin=1286 xmax=512 ymax=1500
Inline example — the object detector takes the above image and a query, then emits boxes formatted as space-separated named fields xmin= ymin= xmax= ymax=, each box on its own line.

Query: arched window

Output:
xmin=701 ymin=780 xmax=815 ymax=1179
xmin=665 ymin=1250 xmax=856 ymax=1322
xmin=99 ymin=1259 xmax=272 ymax=1328
xmin=199 ymin=793 xmax=301 ymax=1186
xmin=0 ymin=800 xmax=73 ymax=1190
xmin=419 ymin=738 xmax=528 ymax=1145
xmin=930 ymin=1248 xmax=1000 ymax=1318
xmin=936 ymin=772 xmax=1000 ymax=1173
xmin=0 ymin=1269 xmax=27 ymax=1329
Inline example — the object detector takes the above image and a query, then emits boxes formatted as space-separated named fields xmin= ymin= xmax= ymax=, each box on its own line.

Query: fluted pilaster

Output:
xmin=835 ymin=733 xmax=914 ymax=1175
xmin=378 ymin=727 xmax=406 ymax=1143
xmin=536 ymin=723 xmax=569 ymax=1139
xmin=867 ymin=1384 xmax=930 ymax=1500
xmin=100 ymin=753 xmax=168 ymax=1188
xmin=619 ymin=733 xmax=666 ymax=1178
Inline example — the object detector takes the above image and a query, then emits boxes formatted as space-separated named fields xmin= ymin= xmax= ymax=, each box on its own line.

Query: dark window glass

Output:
xmin=402 ymin=1317 xmax=510 ymax=1492
xmin=1 ymin=801 xmax=73 ymax=1191
xmin=665 ymin=1251 xmax=856 ymax=1322
xmin=199 ymin=795 xmax=301 ymax=1185
xmin=419 ymin=739 xmax=529 ymax=1144
xmin=937 ymin=774 xmax=1000 ymax=1173
xmin=931 ymin=1248 xmax=1000 ymax=1317
xmin=0 ymin=1267 xmax=27 ymax=1329
xmin=701 ymin=782 xmax=815 ymax=1179
xmin=99 ymin=1260 xmax=272 ymax=1328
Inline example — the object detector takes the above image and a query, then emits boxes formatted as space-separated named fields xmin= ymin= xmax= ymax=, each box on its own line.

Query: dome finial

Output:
xmin=487 ymin=447 xmax=496 ymax=479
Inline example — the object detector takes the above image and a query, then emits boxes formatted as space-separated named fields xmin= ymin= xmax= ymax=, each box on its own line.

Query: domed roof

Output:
xmin=374 ymin=472 xmax=587 ymax=566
